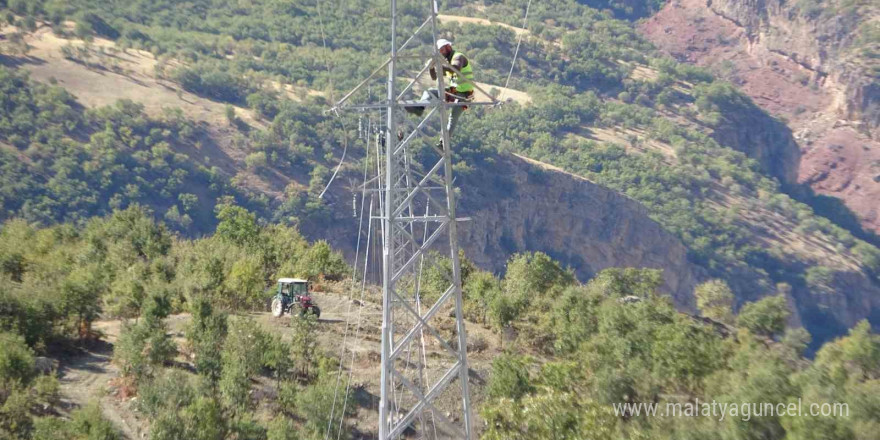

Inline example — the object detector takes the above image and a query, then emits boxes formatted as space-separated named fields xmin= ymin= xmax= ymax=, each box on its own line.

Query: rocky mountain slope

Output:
xmin=1 ymin=2 xmax=878 ymax=347
xmin=640 ymin=0 xmax=880 ymax=234
xmin=1 ymin=20 xmax=704 ymax=305
xmin=312 ymin=153 xmax=706 ymax=308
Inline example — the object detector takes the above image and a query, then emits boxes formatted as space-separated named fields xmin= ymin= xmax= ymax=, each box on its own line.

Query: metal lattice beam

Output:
xmin=331 ymin=0 xmax=494 ymax=437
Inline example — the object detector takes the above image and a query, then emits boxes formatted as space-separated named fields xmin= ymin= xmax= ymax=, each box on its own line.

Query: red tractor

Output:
xmin=270 ymin=278 xmax=321 ymax=319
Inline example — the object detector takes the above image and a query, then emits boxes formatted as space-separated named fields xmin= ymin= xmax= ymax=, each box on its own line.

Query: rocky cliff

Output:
xmin=307 ymin=151 xmax=880 ymax=343
xmin=707 ymin=0 xmax=878 ymax=131
xmin=307 ymin=153 xmax=705 ymax=309
xmin=640 ymin=0 xmax=880 ymax=234
xmin=708 ymin=93 xmax=802 ymax=186
xmin=457 ymin=154 xmax=704 ymax=308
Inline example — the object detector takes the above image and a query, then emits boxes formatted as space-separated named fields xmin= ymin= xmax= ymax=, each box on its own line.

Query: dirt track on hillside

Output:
xmin=54 ymin=291 xmax=498 ymax=438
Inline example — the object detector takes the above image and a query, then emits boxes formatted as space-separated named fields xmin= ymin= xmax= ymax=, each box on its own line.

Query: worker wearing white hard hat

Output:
xmin=404 ymin=37 xmax=475 ymax=147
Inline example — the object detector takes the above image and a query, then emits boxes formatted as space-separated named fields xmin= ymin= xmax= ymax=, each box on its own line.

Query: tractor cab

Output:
xmin=271 ymin=278 xmax=320 ymax=318
xmin=278 ymin=278 xmax=309 ymax=299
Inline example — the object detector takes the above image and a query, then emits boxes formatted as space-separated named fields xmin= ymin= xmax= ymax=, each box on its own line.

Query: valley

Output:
xmin=1 ymin=0 xmax=879 ymax=439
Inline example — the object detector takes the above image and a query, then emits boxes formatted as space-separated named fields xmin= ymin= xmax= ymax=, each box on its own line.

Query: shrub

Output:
xmin=852 ymin=242 xmax=880 ymax=274
xmin=804 ymin=265 xmax=835 ymax=290
xmin=113 ymin=320 xmax=176 ymax=381
xmin=33 ymin=402 xmax=122 ymax=440
xmin=276 ymin=380 xmax=298 ymax=415
xmin=290 ymin=314 xmax=318 ymax=377
xmin=295 ymin=240 xmax=348 ymax=281
xmin=186 ymin=299 xmax=228 ymax=381
xmin=113 ymin=295 xmax=176 ymax=382
xmin=737 ymin=295 xmax=790 ymax=338
xmin=219 ymin=317 xmax=267 ymax=411
xmin=487 ymin=354 xmax=533 ymax=401
xmin=694 ymin=279 xmax=735 ymax=324
xmin=245 ymin=152 xmax=268 ymax=170
xmin=181 ymin=397 xmax=226 ymax=440
xmin=267 ymin=416 xmax=298 ymax=440
xmin=136 ymin=369 xmax=195 ymax=419
xmin=173 ymin=64 xmax=252 ymax=104
xmin=295 ymin=378 xmax=351 ymax=440
xmin=261 ymin=333 xmax=293 ymax=379
xmin=0 ymin=331 xmax=35 ymax=385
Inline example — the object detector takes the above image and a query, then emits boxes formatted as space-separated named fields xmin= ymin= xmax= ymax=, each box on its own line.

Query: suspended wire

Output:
xmin=502 ymin=0 xmax=533 ymax=95
xmin=326 ymin=102 xmax=383 ymax=439
xmin=314 ymin=0 xmax=334 ymax=103
xmin=324 ymin=123 xmax=371 ymax=439
xmin=318 ymin=117 xmax=349 ymax=199
xmin=315 ymin=0 xmax=539 ymax=432
xmin=416 ymin=202 xmax=439 ymax=438
xmin=315 ymin=0 xmax=348 ymax=199
xmin=336 ymin=194 xmax=375 ymax=440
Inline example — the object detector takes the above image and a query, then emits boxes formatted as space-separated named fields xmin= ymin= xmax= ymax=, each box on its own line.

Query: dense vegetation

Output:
xmin=0 ymin=66 xmax=224 ymax=233
xmin=0 ymin=65 xmax=353 ymax=234
xmin=4 ymin=210 xmax=877 ymax=439
xmin=0 ymin=0 xmax=879 ymax=436
xmin=466 ymin=254 xmax=880 ymax=440
xmin=0 ymin=207 xmax=348 ymax=439
xmin=0 ymin=204 xmax=346 ymax=344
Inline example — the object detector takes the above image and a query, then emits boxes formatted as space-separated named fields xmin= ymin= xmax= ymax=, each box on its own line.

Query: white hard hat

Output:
xmin=436 ymin=39 xmax=452 ymax=50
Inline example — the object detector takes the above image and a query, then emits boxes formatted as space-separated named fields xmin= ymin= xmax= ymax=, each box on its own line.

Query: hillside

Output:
xmin=1 ymin=1 xmax=880 ymax=439
xmin=1 ymin=0 xmax=879 ymax=346
xmin=640 ymin=0 xmax=880 ymax=235
xmin=1 ymin=213 xmax=878 ymax=439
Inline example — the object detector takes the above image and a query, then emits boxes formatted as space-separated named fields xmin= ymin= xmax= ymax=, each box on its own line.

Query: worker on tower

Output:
xmin=405 ymin=38 xmax=474 ymax=143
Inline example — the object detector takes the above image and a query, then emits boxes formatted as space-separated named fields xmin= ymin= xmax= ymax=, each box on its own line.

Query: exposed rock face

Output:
xmin=707 ymin=0 xmax=878 ymax=131
xmin=307 ymin=151 xmax=880 ymax=344
xmin=640 ymin=0 xmax=880 ymax=234
xmin=457 ymin=154 xmax=703 ymax=308
xmin=307 ymin=153 xmax=705 ymax=309
xmin=709 ymin=97 xmax=801 ymax=185
xmin=798 ymin=269 xmax=880 ymax=343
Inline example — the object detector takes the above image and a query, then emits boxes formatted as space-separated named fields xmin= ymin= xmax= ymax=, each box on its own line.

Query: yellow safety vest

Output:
xmin=446 ymin=51 xmax=474 ymax=93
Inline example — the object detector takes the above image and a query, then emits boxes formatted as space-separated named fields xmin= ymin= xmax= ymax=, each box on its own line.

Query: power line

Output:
xmin=503 ymin=0 xmax=533 ymax=91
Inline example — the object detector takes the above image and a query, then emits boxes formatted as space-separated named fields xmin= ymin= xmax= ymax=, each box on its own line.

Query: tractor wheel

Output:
xmin=271 ymin=297 xmax=284 ymax=318
xmin=311 ymin=306 xmax=321 ymax=319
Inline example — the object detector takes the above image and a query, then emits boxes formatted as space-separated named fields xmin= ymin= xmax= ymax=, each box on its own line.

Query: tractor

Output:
xmin=270 ymin=278 xmax=321 ymax=319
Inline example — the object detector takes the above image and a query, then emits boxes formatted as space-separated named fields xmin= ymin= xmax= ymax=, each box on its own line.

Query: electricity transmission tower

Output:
xmin=330 ymin=0 xmax=499 ymax=438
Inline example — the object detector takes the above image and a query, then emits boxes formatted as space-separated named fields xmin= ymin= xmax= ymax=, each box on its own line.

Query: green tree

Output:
xmin=215 ymin=204 xmax=261 ymax=248
xmin=705 ymin=332 xmax=798 ymax=440
xmin=503 ymin=252 xmax=575 ymax=308
xmin=695 ymin=279 xmax=735 ymax=324
xmin=227 ymin=256 xmax=265 ymax=310
xmin=0 ymin=331 xmax=34 ymax=385
xmin=186 ymin=298 xmax=228 ymax=381
xmin=113 ymin=294 xmax=176 ymax=382
xmin=481 ymin=391 xmax=616 ymax=440
xmin=487 ymin=353 xmax=533 ymax=401
xmin=463 ymin=270 xmax=501 ymax=324
xmin=219 ymin=317 xmax=266 ymax=412
xmin=295 ymin=378 xmax=350 ymax=440
xmin=784 ymin=320 xmax=879 ymax=440
xmin=181 ymin=397 xmax=225 ymax=440
xmin=737 ymin=294 xmax=790 ymax=338
xmin=290 ymin=314 xmax=318 ymax=377
xmin=32 ymin=402 xmax=121 ymax=440
xmin=267 ymin=416 xmax=299 ymax=440
xmin=296 ymin=240 xmax=347 ymax=281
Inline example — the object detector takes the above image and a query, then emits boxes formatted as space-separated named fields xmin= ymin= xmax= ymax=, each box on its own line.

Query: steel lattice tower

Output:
xmin=330 ymin=0 xmax=498 ymax=437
